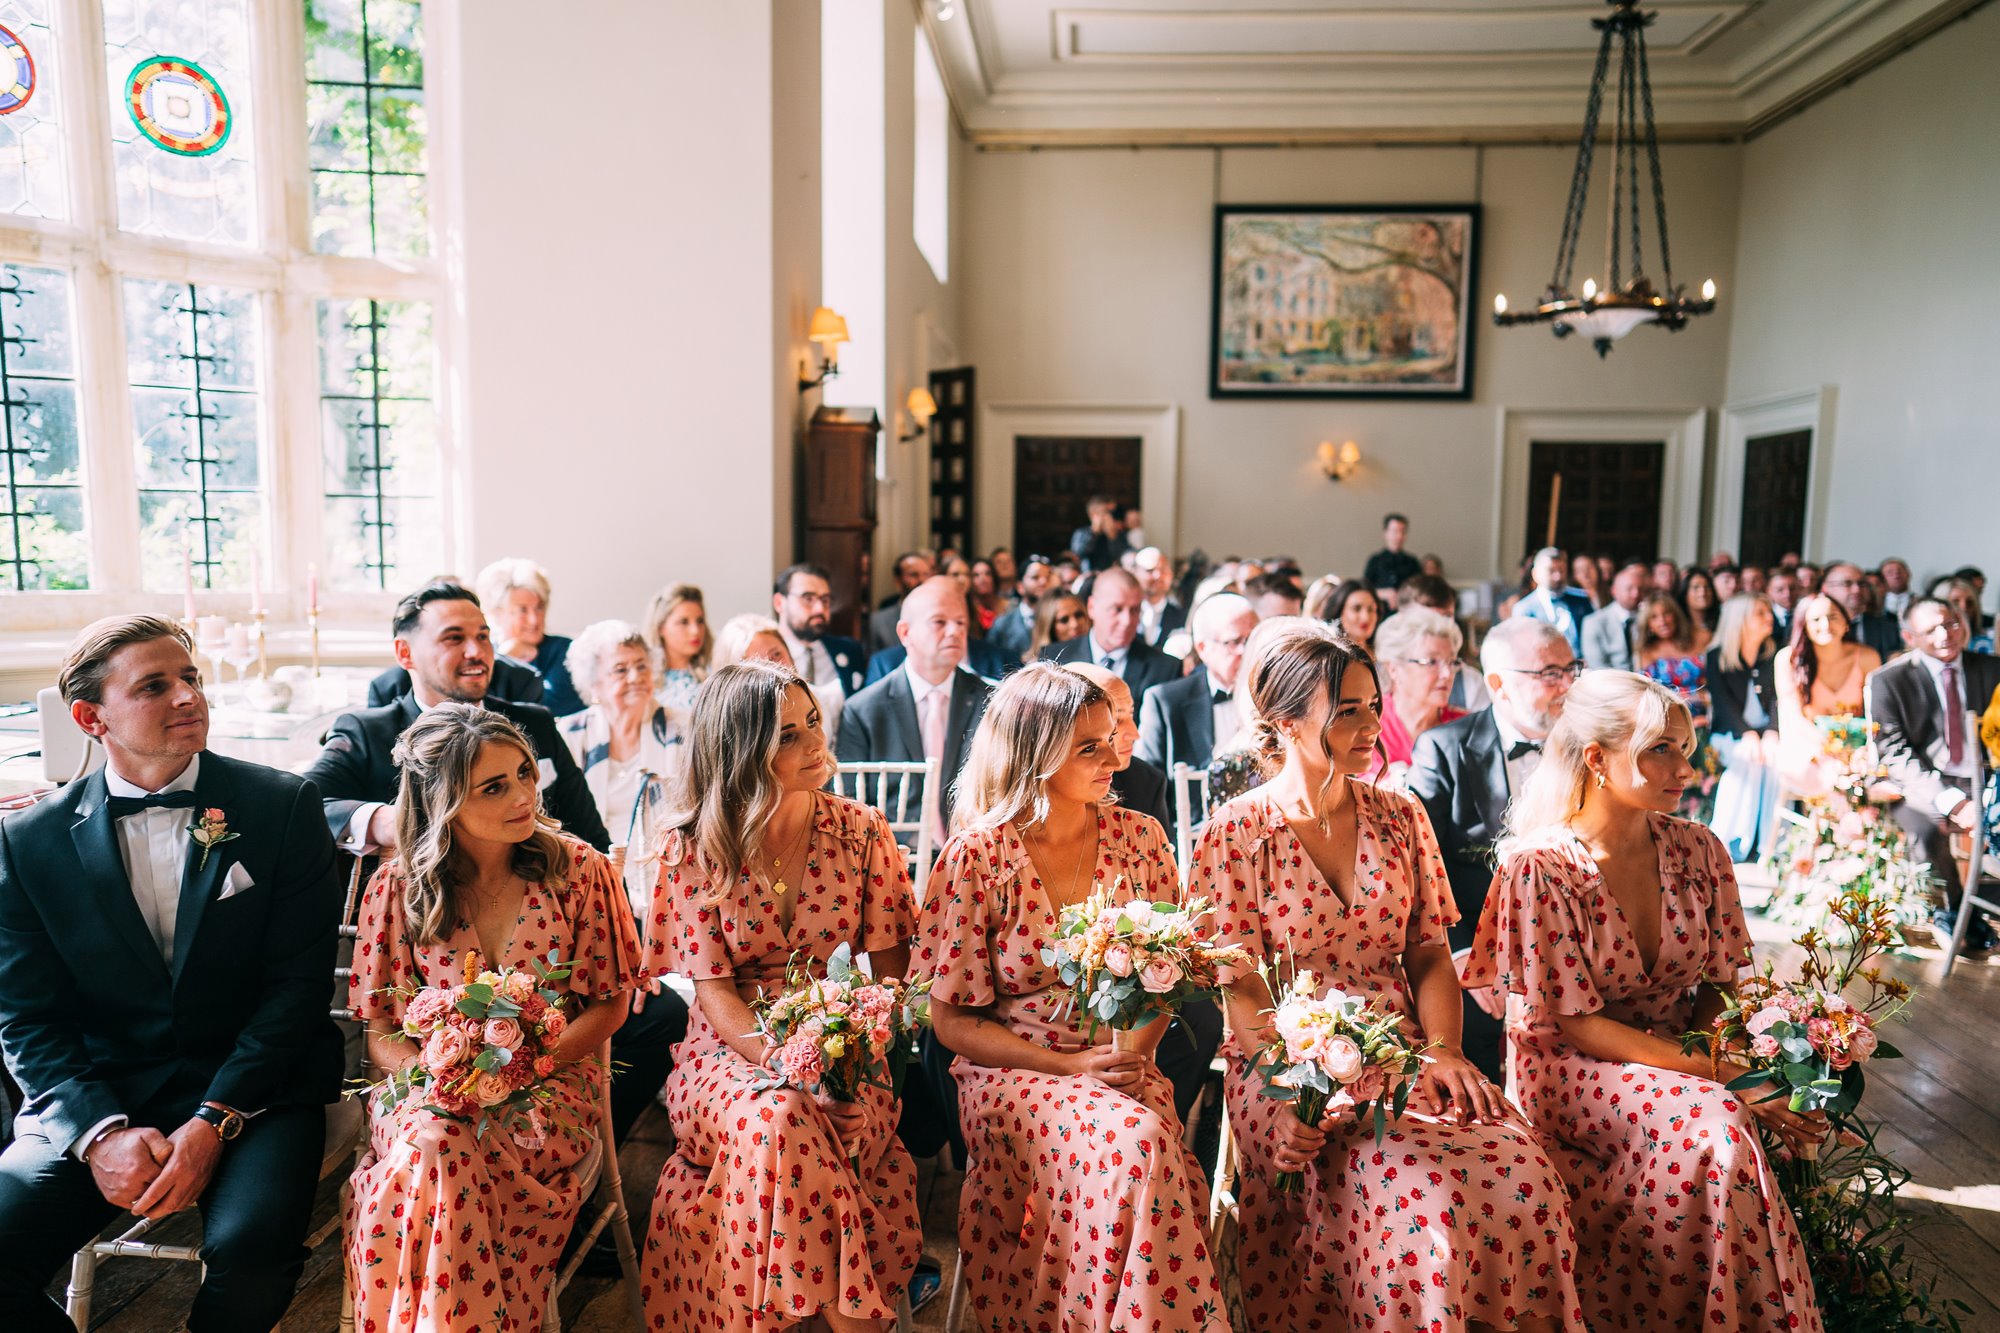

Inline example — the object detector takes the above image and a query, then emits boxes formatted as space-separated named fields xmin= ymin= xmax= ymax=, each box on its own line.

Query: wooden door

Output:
xmin=1739 ymin=430 xmax=1811 ymax=568
xmin=927 ymin=367 xmax=975 ymax=556
xmin=1013 ymin=436 xmax=1141 ymax=561
xmin=1525 ymin=440 xmax=1665 ymax=564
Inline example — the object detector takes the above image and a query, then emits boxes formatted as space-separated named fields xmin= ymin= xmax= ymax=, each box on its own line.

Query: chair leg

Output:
xmin=1181 ymin=1080 xmax=1206 ymax=1149
xmin=897 ymin=1290 xmax=914 ymax=1332
xmin=65 ymin=1243 xmax=97 ymax=1330
xmin=942 ymin=1248 xmax=969 ymax=1333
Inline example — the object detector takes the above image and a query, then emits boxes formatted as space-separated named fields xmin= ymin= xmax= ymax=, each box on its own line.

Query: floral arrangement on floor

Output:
xmin=355 ymin=949 xmax=578 ymax=1147
xmin=1684 ymin=891 xmax=1969 ymax=1331
xmin=752 ymin=942 xmax=930 ymax=1109
xmin=1040 ymin=879 xmax=1246 ymax=1048
xmin=1250 ymin=968 xmax=1432 ymax=1188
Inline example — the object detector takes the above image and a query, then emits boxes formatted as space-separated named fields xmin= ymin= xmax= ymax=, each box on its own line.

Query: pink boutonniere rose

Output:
xmin=190 ymin=807 xmax=240 ymax=871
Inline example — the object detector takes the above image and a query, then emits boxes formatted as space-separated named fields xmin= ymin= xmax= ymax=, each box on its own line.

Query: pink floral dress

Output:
xmin=915 ymin=806 xmax=1224 ymax=1333
xmin=639 ymin=792 xmax=921 ymax=1331
xmin=1463 ymin=813 xmax=1825 ymax=1331
xmin=344 ymin=836 xmax=645 ymax=1333
xmin=1190 ymin=783 xmax=1586 ymax=1333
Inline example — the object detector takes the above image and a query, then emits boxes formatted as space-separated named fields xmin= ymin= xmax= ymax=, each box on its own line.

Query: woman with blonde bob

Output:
xmin=1463 ymin=671 xmax=1826 ymax=1332
xmin=1190 ymin=623 xmax=1584 ymax=1333
xmin=345 ymin=704 xmax=643 ymax=1333
xmin=640 ymin=662 xmax=920 ymax=1333
xmin=916 ymin=663 xmax=1223 ymax=1332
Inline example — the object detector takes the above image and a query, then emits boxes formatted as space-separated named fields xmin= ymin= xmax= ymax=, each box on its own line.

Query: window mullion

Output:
xmin=73 ymin=260 xmax=140 ymax=601
xmin=269 ymin=290 xmax=322 ymax=620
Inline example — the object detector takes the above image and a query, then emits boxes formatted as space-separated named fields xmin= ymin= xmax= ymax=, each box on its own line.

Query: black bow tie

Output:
xmin=105 ymin=791 xmax=199 ymax=820
xmin=1212 ymin=690 xmax=1234 ymax=706
xmin=1505 ymin=740 xmax=1542 ymax=761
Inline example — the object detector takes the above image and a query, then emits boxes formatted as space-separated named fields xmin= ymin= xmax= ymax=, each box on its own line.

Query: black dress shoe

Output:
xmin=1934 ymin=908 xmax=1999 ymax=954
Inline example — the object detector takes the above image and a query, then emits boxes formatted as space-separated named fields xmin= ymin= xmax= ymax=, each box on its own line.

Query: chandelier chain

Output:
xmin=1551 ymin=18 xmax=1616 ymax=294
xmin=1636 ymin=19 xmax=1676 ymax=294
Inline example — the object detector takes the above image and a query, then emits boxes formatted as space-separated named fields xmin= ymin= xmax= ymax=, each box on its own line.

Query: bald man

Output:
xmin=1039 ymin=567 xmax=1183 ymax=702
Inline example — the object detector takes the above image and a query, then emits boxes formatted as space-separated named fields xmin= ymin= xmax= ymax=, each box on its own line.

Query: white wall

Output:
xmin=455 ymin=0 xmax=820 ymax=632
xmin=1723 ymin=4 xmax=2000 ymax=590
xmin=961 ymin=142 xmax=1741 ymax=580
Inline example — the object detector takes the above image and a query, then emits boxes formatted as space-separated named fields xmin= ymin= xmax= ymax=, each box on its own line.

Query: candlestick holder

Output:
xmin=251 ymin=609 xmax=269 ymax=678
xmin=307 ymin=607 xmax=321 ymax=677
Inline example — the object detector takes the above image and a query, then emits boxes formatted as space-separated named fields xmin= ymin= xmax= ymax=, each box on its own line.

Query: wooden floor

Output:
xmin=51 ymin=905 xmax=2000 ymax=1332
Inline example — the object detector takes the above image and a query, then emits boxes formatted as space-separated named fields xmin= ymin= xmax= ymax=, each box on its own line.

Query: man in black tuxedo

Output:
xmin=837 ymin=577 xmax=992 ymax=848
xmin=1040 ymin=567 xmax=1182 ymax=703
xmin=1868 ymin=597 xmax=2000 ymax=950
xmin=1407 ymin=617 xmax=1578 ymax=1082
xmin=0 ymin=616 xmax=341 ymax=1332
xmin=1137 ymin=592 xmax=1258 ymax=779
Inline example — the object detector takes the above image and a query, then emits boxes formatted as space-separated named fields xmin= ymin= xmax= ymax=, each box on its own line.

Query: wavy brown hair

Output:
xmin=1244 ymin=620 xmax=1381 ymax=811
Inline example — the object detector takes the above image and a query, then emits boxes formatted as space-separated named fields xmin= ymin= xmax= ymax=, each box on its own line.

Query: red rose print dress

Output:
xmin=639 ymin=793 xmax=921 ymax=1331
xmin=1190 ymin=783 xmax=1587 ymax=1333
xmin=914 ymin=806 xmax=1224 ymax=1333
xmin=344 ymin=836 xmax=645 ymax=1333
xmin=1463 ymin=813 xmax=1825 ymax=1332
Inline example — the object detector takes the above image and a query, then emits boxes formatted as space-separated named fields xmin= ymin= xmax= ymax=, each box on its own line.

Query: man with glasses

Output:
xmin=1821 ymin=561 xmax=1902 ymax=658
xmin=1407 ymin=617 xmax=1579 ymax=1080
xmin=1137 ymin=592 xmax=1258 ymax=777
xmin=772 ymin=563 xmax=866 ymax=745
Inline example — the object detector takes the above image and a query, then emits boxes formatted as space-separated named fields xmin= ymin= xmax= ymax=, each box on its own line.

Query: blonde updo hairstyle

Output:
xmin=1244 ymin=620 xmax=1380 ymax=810
xmin=391 ymin=703 xmax=573 ymax=947
xmin=954 ymin=662 xmax=1110 ymax=833
xmin=1499 ymin=670 xmax=1694 ymax=856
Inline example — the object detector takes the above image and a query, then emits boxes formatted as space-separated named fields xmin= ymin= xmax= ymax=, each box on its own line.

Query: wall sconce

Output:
xmin=1318 ymin=439 xmax=1362 ymax=482
xmin=899 ymin=386 xmax=937 ymax=442
xmin=798 ymin=306 xmax=850 ymax=393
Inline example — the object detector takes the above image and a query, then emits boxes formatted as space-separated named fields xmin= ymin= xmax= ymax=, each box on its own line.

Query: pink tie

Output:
xmin=1942 ymin=663 xmax=1964 ymax=767
xmin=921 ymin=686 xmax=949 ymax=843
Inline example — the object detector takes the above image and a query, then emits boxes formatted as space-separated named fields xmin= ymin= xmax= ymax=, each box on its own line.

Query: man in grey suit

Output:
xmin=1580 ymin=562 xmax=1650 ymax=672
xmin=1039 ymin=567 xmax=1182 ymax=703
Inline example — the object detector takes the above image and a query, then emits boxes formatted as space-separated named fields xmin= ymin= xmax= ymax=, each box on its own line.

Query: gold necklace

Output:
xmin=1030 ymin=816 xmax=1098 ymax=905
xmin=765 ymin=802 xmax=815 ymax=898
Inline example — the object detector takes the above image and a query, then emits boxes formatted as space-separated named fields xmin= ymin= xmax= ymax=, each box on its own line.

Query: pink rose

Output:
xmin=1345 ymin=1065 xmax=1388 ymax=1106
xmin=1103 ymin=942 xmax=1135 ymax=978
xmin=1847 ymin=1024 xmax=1878 ymax=1062
xmin=203 ymin=807 xmax=225 ymax=824
xmin=870 ymin=1023 xmax=894 ymax=1050
xmin=404 ymin=988 xmax=452 ymax=1030
xmin=1751 ymin=1033 xmax=1781 ymax=1059
xmin=1827 ymin=1046 xmax=1854 ymax=1071
xmin=1316 ymin=1035 xmax=1365 ymax=1083
xmin=1139 ymin=957 xmax=1181 ymax=994
xmin=533 ymin=1055 xmax=558 ymax=1079
xmin=501 ymin=972 xmax=538 ymax=1002
xmin=539 ymin=1008 xmax=567 ymax=1039
xmin=1804 ymin=1017 xmax=1835 ymax=1053
xmin=472 ymin=1072 xmax=512 ymax=1107
xmin=1744 ymin=1006 xmax=1788 ymax=1037
xmin=424 ymin=1026 xmax=470 ymax=1069
xmin=482 ymin=1018 xmax=523 ymax=1050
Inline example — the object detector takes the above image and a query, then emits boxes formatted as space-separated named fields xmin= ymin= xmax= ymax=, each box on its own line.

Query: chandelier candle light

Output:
xmin=1492 ymin=0 xmax=1717 ymax=356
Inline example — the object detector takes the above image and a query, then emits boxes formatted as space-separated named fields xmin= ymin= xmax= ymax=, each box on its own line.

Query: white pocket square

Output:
xmin=218 ymin=863 xmax=256 ymax=900
xmin=537 ymin=756 xmax=557 ymax=791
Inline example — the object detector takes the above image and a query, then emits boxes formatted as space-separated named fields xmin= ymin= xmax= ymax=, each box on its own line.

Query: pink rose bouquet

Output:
xmin=1252 ymin=968 xmax=1432 ymax=1191
xmin=1039 ymin=880 xmax=1247 ymax=1049
xmin=751 ymin=942 xmax=931 ymax=1131
xmin=353 ymin=948 xmax=581 ymax=1147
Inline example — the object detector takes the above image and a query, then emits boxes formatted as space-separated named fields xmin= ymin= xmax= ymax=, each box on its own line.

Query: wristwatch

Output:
xmin=193 ymin=1102 xmax=244 ymax=1142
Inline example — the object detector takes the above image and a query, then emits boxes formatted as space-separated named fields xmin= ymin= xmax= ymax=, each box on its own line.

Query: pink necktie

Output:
xmin=921 ymin=686 xmax=949 ymax=843
xmin=1941 ymin=663 xmax=1964 ymax=767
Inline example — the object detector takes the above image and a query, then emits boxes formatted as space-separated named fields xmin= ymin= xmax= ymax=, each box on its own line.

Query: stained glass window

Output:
xmin=0 ymin=1 xmax=64 ymax=220
xmin=319 ymin=297 xmax=439 ymax=590
xmin=305 ymin=0 xmax=427 ymax=258
xmin=102 ymin=0 xmax=256 ymax=246
xmin=0 ymin=264 xmax=84 ymax=589
xmin=124 ymin=279 xmax=265 ymax=591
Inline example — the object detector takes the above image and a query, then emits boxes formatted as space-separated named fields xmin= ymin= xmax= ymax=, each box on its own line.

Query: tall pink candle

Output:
xmin=182 ymin=550 xmax=196 ymax=622
xmin=307 ymin=564 xmax=319 ymax=617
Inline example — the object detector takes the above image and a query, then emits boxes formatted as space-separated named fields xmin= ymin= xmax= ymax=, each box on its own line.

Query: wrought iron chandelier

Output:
xmin=1493 ymin=0 xmax=1716 ymax=356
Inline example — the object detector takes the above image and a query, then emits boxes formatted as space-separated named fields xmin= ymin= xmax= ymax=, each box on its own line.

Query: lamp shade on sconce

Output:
xmin=905 ymin=386 xmax=938 ymax=422
xmin=807 ymin=306 xmax=850 ymax=346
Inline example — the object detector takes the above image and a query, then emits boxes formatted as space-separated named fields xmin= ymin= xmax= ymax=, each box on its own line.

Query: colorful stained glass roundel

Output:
xmin=0 ymin=24 xmax=34 ymax=115
xmin=126 ymin=55 xmax=232 ymax=156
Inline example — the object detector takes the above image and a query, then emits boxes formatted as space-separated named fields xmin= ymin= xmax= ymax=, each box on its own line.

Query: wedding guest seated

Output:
xmin=1205 ymin=615 xmax=1305 ymax=806
xmin=1774 ymin=593 xmax=1880 ymax=798
xmin=367 ymin=651 xmax=545 ymax=709
xmin=1193 ymin=623 xmax=1584 ymax=1333
xmin=1517 ymin=546 xmax=1596 ymax=655
xmin=710 ymin=613 xmax=795 ymax=671
xmin=989 ymin=546 xmax=1018 ymax=600
xmin=1024 ymin=588 xmax=1087 ymax=665
xmin=0 ymin=615 xmax=341 ymax=1333
xmin=1869 ymin=596 xmax=2000 ymax=949
xmin=1369 ymin=605 xmax=1466 ymax=785
xmin=1038 ymin=566 xmax=1183 ymax=702
xmin=641 ymin=664 xmax=921 ymax=1331
xmin=918 ymin=665 xmax=1223 ymax=1331
xmin=1307 ymin=576 xmax=1380 ymax=655
xmin=1635 ymin=592 xmax=1712 ymax=730
xmin=1933 ymin=576 xmax=1995 ymax=654
xmin=1068 ymin=492 xmax=1128 ymax=573
xmin=1137 ymin=591 xmax=1257 ymax=778
xmin=558 ymin=620 xmax=689 ymax=887
xmin=1398 ymin=573 xmax=1490 ymax=711
xmin=1408 ymin=615 xmax=1578 ymax=1080
xmin=643 ymin=582 xmax=711 ymax=712
xmin=1821 ymin=561 xmax=1901 ymax=658
xmin=1650 ymin=557 xmax=1681 ymax=599
xmin=1464 ymin=671 xmax=1826 ymax=1332
xmin=1705 ymin=595 xmax=1783 ymax=862
xmin=480 ymin=556 xmax=584 ymax=716
xmin=1712 ymin=562 xmax=1742 ymax=602
xmin=868 ymin=550 xmax=935 ymax=654
xmin=1570 ymin=551 xmax=1608 ymax=609
xmin=1243 ymin=570 xmax=1304 ymax=619
xmin=1679 ymin=566 xmax=1720 ymax=635
xmin=772 ymin=562 xmax=867 ymax=701
xmin=1132 ymin=545 xmax=1186 ymax=647
xmin=345 ymin=706 xmax=642 ymax=1331
xmin=1767 ymin=565 xmax=1799 ymax=640
xmin=968 ymin=557 xmax=1005 ymax=636
xmin=1581 ymin=561 xmax=1649 ymax=673
xmin=984 ymin=553 xmax=1051 ymax=667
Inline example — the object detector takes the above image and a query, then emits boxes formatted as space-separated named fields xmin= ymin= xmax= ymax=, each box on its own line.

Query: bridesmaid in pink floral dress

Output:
xmin=639 ymin=663 xmax=921 ymax=1332
xmin=1192 ymin=623 xmax=1585 ymax=1333
xmin=917 ymin=664 xmax=1224 ymax=1333
xmin=346 ymin=705 xmax=644 ymax=1332
xmin=1464 ymin=670 xmax=1826 ymax=1331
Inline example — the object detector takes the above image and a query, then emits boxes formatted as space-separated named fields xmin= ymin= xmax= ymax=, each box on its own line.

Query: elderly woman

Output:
xmin=558 ymin=620 xmax=689 ymax=893
xmin=1370 ymin=605 xmax=1467 ymax=784
xmin=710 ymin=613 xmax=795 ymax=671
xmin=477 ymin=556 xmax=584 ymax=716
xmin=643 ymin=582 xmax=710 ymax=712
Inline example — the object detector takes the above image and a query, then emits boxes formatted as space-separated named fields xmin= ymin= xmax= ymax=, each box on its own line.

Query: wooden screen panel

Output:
xmin=1012 ymin=436 xmax=1142 ymax=562
xmin=1739 ymin=429 xmax=1811 ymax=568
xmin=1524 ymin=440 xmax=1666 ymax=565
xmin=927 ymin=367 xmax=975 ymax=555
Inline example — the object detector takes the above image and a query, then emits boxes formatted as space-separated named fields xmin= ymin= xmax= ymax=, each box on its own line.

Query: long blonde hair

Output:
xmin=955 ymin=663 xmax=1109 ymax=832
xmin=643 ymin=582 xmax=711 ymax=674
xmin=659 ymin=661 xmax=812 ymax=902
xmin=391 ymin=704 xmax=573 ymax=946
xmin=1499 ymin=670 xmax=1693 ymax=856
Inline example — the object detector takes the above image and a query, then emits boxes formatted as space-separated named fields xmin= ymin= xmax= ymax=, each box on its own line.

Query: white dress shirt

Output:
xmin=1087 ymin=633 xmax=1127 ymax=676
xmin=1491 ymin=709 xmax=1544 ymax=799
xmin=779 ymin=628 xmax=846 ymax=746
xmin=1210 ymin=681 xmax=1244 ymax=753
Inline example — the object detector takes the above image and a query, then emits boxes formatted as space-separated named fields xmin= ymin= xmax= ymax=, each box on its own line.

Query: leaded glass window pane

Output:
xmin=0 ymin=264 xmax=85 ymax=589
xmin=103 ymin=0 xmax=257 ymax=246
xmin=0 ymin=1 xmax=66 ymax=221
xmin=124 ymin=279 xmax=265 ymax=591
xmin=305 ymin=0 xmax=427 ymax=258
xmin=318 ymin=297 xmax=438 ymax=589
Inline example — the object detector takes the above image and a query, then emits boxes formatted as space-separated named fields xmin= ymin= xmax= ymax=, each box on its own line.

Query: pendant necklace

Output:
xmin=767 ymin=802 xmax=814 ymax=898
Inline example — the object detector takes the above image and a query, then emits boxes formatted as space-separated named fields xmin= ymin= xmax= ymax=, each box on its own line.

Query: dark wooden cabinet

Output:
xmin=801 ymin=405 xmax=879 ymax=639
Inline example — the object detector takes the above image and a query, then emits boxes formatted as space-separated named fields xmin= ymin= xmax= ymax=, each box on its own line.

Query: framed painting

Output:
xmin=1210 ymin=204 xmax=1480 ymax=399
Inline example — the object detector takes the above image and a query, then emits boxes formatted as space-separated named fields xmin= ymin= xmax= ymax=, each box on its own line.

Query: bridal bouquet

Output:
xmin=1252 ymin=969 xmax=1432 ymax=1190
xmin=1039 ymin=880 xmax=1247 ymax=1048
xmin=752 ymin=942 xmax=931 ymax=1107
xmin=357 ymin=950 xmax=577 ymax=1147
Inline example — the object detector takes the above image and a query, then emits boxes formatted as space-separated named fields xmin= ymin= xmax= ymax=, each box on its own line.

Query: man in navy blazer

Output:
xmin=772 ymin=563 xmax=867 ymax=696
xmin=0 ymin=616 xmax=342 ymax=1332
xmin=1515 ymin=547 xmax=1597 ymax=656
xmin=1039 ymin=567 xmax=1183 ymax=703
